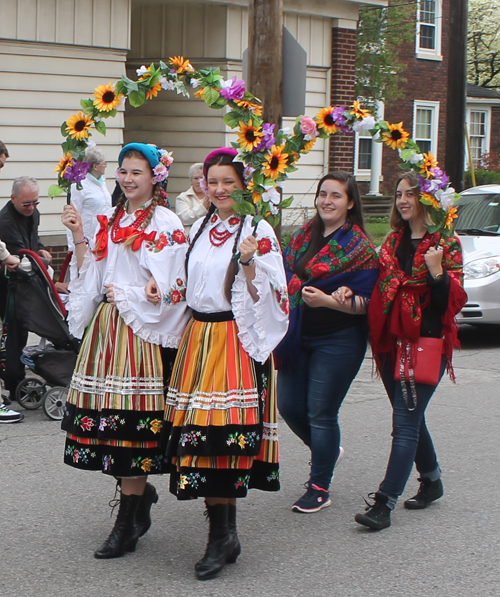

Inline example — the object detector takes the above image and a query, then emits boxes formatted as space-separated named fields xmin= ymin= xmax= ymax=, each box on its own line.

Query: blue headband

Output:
xmin=118 ymin=143 xmax=160 ymax=169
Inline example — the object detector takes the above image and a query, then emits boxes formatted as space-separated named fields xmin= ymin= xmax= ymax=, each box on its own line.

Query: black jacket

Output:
xmin=0 ymin=201 xmax=44 ymax=256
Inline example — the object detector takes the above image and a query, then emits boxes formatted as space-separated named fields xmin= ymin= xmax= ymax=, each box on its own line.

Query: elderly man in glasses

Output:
xmin=0 ymin=176 xmax=53 ymax=404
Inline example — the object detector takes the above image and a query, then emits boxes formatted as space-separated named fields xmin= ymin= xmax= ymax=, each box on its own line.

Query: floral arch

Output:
xmin=50 ymin=56 xmax=458 ymax=237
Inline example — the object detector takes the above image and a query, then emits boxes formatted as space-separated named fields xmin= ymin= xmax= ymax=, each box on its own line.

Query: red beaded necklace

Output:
xmin=208 ymin=215 xmax=241 ymax=247
xmin=111 ymin=205 xmax=151 ymax=243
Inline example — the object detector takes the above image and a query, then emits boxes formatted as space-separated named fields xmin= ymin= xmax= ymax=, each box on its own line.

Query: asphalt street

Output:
xmin=1 ymin=324 xmax=499 ymax=597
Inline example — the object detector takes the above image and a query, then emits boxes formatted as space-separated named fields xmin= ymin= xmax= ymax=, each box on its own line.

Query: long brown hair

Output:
xmin=295 ymin=171 xmax=367 ymax=278
xmin=185 ymin=152 xmax=246 ymax=302
xmin=389 ymin=171 xmax=430 ymax=232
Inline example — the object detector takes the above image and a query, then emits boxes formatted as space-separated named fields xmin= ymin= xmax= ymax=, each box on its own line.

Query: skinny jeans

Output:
xmin=378 ymin=356 xmax=446 ymax=500
xmin=277 ymin=325 xmax=367 ymax=489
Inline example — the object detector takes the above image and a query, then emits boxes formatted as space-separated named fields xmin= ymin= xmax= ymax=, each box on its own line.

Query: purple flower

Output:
xmin=255 ymin=123 xmax=276 ymax=152
xmin=331 ymin=106 xmax=351 ymax=133
xmin=244 ymin=164 xmax=255 ymax=183
xmin=63 ymin=160 xmax=90 ymax=184
xmin=219 ymin=76 xmax=246 ymax=101
xmin=429 ymin=167 xmax=449 ymax=190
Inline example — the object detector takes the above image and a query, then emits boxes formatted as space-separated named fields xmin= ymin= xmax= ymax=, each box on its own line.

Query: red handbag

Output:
xmin=394 ymin=337 xmax=444 ymax=386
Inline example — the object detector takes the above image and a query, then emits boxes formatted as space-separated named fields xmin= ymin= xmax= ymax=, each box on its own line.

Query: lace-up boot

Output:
xmin=94 ymin=493 xmax=141 ymax=559
xmin=135 ymin=482 xmax=159 ymax=537
xmin=195 ymin=503 xmax=233 ymax=580
xmin=355 ymin=492 xmax=392 ymax=530
xmin=404 ymin=477 xmax=443 ymax=509
xmin=227 ymin=504 xmax=241 ymax=564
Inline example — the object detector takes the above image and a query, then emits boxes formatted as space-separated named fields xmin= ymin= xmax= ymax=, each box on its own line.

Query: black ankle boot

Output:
xmin=195 ymin=503 xmax=233 ymax=580
xmin=355 ymin=492 xmax=392 ymax=530
xmin=135 ymin=482 xmax=159 ymax=537
xmin=404 ymin=477 xmax=443 ymax=510
xmin=94 ymin=493 xmax=141 ymax=559
xmin=227 ymin=504 xmax=241 ymax=564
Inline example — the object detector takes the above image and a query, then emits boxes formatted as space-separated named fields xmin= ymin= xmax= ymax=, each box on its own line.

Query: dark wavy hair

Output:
xmin=294 ymin=171 xmax=367 ymax=278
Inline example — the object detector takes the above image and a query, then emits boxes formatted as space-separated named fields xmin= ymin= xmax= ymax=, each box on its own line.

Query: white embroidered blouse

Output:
xmin=186 ymin=213 xmax=289 ymax=363
xmin=67 ymin=204 xmax=190 ymax=348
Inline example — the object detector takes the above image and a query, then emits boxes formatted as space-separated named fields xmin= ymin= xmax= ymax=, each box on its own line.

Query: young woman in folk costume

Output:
xmin=146 ymin=147 xmax=288 ymax=580
xmin=275 ymin=172 xmax=379 ymax=513
xmin=355 ymin=171 xmax=467 ymax=531
xmin=61 ymin=143 xmax=190 ymax=558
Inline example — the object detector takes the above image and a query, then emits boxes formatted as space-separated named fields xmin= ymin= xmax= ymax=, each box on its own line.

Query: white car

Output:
xmin=455 ymin=184 xmax=500 ymax=324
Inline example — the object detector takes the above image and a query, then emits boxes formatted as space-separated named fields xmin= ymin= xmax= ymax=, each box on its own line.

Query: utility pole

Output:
xmin=445 ymin=0 xmax=468 ymax=192
xmin=247 ymin=0 xmax=284 ymax=237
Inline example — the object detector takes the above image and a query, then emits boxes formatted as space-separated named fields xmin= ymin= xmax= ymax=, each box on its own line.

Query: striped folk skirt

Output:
xmin=164 ymin=315 xmax=279 ymax=499
xmin=61 ymin=302 xmax=168 ymax=477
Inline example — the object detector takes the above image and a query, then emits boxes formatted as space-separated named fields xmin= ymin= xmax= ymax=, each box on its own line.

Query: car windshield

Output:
xmin=455 ymin=193 xmax=500 ymax=235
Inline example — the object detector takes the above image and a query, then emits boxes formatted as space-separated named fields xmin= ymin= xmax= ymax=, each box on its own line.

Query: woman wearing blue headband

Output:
xmin=61 ymin=142 xmax=190 ymax=559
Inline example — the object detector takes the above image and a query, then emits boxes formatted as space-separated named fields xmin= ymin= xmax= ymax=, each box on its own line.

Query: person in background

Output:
xmin=66 ymin=146 xmax=112 ymax=252
xmin=276 ymin=172 xmax=379 ymax=513
xmin=355 ymin=171 xmax=467 ymax=531
xmin=0 ymin=176 xmax=52 ymax=406
xmin=174 ymin=162 xmax=210 ymax=233
xmin=0 ymin=140 xmax=23 ymax=422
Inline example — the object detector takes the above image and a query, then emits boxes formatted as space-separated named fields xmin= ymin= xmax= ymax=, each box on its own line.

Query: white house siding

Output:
xmin=0 ymin=0 xmax=130 ymax=239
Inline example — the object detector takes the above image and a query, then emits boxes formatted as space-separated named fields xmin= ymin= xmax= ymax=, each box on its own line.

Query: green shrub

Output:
xmin=464 ymin=169 xmax=500 ymax=189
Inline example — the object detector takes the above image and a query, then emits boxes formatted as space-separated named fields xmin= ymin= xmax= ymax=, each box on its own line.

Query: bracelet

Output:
xmin=433 ymin=272 xmax=444 ymax=281
xmin=239 ymin=257 xmax=255 ymax=267
xmin=74 ymin=237 xmax=88 ymax=246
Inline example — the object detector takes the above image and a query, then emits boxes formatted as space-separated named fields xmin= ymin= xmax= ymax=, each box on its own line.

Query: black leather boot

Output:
xmin=404 ymin=477 xmax=443 ymax=509
xmin=355 ymin=492 xmax=392 ymax=530
xmin=135 ymin=482 xmax=159 ymax=537
xmin=94 ymin=493 xmax=141 ymax=559
xmin=195 ymin=503 xmax=233 ymax=580
xmin=227 ymin=503 xmax=241 ymax=564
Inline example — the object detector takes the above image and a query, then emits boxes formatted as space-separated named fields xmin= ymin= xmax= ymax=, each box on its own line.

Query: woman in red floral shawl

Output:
xmin=276 ymin=171 xmax=379 ymax=514
xmin=355 ymin=171 xmax=467 ymax=531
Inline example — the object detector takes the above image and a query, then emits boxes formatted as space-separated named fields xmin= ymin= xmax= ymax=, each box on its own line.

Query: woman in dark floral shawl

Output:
xmin=355 ymin=171 xmax=467 ymax=531
xmin=276 ymin=172 xmax=379 ymax=513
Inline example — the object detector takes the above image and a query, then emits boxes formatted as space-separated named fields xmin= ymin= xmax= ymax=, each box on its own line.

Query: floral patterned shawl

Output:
xmin=275 ymin=219 xmax=379 ymax=367
xmin=368 ymin=227 xmax=467 ymax=378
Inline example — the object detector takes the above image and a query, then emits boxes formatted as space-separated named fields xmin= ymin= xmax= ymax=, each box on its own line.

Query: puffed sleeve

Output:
xmin=112 ymin=208 xmax=191 ymax=348
xmin=231 ymin=218 xmax=289 ymax=363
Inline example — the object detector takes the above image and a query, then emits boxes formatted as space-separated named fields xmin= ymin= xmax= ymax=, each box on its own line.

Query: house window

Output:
xmin=354 ymin=131 xmax=372 ymax=178
xmin=416 ymin=0 xmax=442 ymax=60
xmin=467 ymin=108 xmax=490 ymax=167
xmin=413 ymin=101 xmax=440 ymax=155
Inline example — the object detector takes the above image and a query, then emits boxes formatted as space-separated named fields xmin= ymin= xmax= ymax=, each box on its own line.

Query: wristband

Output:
xmin=239 ymin=257 xmax=255 ymax=266
xmin=74 ymin=237 xmax=88 ymax=246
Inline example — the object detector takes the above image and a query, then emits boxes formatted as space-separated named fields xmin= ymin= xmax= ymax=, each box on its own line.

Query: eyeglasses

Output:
xmin=21 ymin=201 xmax=40 ymax=208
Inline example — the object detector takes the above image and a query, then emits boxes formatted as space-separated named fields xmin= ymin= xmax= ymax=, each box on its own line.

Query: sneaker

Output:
xmin=292 ymin=483 xmax=331 ymax=513
xmin=404 ymin=477 xmax=443 ymax=510
xmin=354 ymin=492 xmax=391 ymax=530
xmin=0 ymin=403 xmax=24 ymax=423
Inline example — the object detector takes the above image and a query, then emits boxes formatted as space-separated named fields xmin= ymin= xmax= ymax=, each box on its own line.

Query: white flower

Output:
xmin=262 ymin=186 xmax=281 ymax=205
xmin=424 ymin=178 xmax=441 ymax=193
xmin=136 ymin=65 xmax=149 ymax=77
xmin=352 ymin=115 xmax=376 ymax=133
xmin=220 ymin=78 xmax=233 ymax=89
xmin=435 ymin=187 xmax=456 ymax=211
xmin=280 ymin=126 xmax=291 ymax=136
xmin=190 ymin=78 xmax=200 ymax=89
xmin=159 ymin=76 xmax=175 ymax=91
xmin=270 ymin=203 xmax=279 ymax=215
xmin=87 ymin=140 xmax=96 ymax=148
xmin=409 ymin=153 xmax=424 ymax=164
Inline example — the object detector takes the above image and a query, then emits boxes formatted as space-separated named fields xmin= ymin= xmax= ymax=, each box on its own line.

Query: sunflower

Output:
xmin=237 ymin=120 xmax=263 ymax=151
xmin=315 ymin=107 xmax=338 ymax=135
xmin=303 ymin=137 xmax=316 ymax=153
xmin=262 ymin=145 xmax=289 ymax=180
xmin=420 ymin=152 xmax=439 ymax=178
xmin=146 ymin=81 xmax=162 ymax=100
xmin=351 ymin=100 xmax=371 ymax=119
xmin=65 ymin=111 xmax=94 ymax=140
xmin=420 ymin=192 xmax=440 ymax=210
xmin=93 ymin=82 xmax=123 ymax=112
xmin=247 ymin=180 xmax=262 ymax=203
xmin=445 ymin=206 xmax=458 ymax=229
xmin=54 ymin=152 xmax=73 ymax=175
xmin=169 ymin=56 xmax=194 ymax=74
xmin=234 ymin=99 xmax=263 ymax=116
xmin=381 ymin=122 xmax=409 ymax=150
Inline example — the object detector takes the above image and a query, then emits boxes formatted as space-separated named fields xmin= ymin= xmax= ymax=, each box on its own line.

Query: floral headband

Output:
xmin=118 ymin=142 xmax=174 ymax=183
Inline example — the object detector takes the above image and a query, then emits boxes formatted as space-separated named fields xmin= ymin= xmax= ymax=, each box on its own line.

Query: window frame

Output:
xmin=413 ymin=100 xmax=440 ymax=156
xmin=415 ymin=0 xmax=443 ymax=61
xmin=466 ymin=106 xmax=491 ymax=169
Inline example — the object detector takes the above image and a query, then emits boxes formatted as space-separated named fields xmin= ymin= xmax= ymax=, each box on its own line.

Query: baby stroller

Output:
xmin=12 ymin=249 xmax=79 ymax=420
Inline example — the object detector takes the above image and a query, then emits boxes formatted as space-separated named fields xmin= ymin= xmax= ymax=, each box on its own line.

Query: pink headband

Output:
xmin=203 ymin=147 xmax=238 ymax=178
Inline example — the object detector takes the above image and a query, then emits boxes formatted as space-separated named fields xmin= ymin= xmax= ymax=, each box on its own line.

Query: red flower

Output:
xmin=288 ymin=277 xmax=302 ymax=295
xmin=170 ymin=290 xmax=181 ymax=304
xmin=228 ymin=216 xmax=240 ymax=226
xmin=310 ymin=262 xmax=331 ymax=278
xmin=258 ymin=237 xmax=272 ymax=255
xmin=156 ymin=234 xmax=167 ymax=250
xmin=80 ymin=416 xmax=94 ymax=432
xmin=176 ymin=278 xmax=184 ymax=286
xmin=172 ymin=230 xmax=186 ymax=244
xmin=292 ymin=236 xmax=303 ymax=251
xmin=282 ymin=298 xmax=290 ymax=315
xmin=211 ymin=214 xmax=218 ymax=223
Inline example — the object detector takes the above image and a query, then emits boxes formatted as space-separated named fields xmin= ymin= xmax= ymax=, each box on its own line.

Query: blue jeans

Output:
xmin=277 ymin=326 xmax=367 ymax=489
xmin=378 ymin=356 xmax=446 ymax=501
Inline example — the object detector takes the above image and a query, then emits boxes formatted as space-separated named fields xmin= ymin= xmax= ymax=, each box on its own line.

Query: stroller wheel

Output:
xmin=42 ymin=387 xmax=68 ymax=421
xmin=15 ymin=378 xmax=46 ymax=410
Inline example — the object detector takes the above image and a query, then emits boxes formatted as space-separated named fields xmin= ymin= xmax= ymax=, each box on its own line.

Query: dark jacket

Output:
xmin=0 ymin=201 xmax=44 ymax=256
